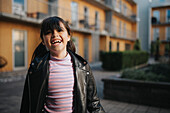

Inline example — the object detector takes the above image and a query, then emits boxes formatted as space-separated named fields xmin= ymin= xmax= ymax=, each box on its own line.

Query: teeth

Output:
xmin=52 ymin=40 xmax=61 ymax=44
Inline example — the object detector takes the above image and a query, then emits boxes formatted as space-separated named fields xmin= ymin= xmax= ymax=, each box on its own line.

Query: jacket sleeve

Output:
xmin=86 ymin=65 xmax=105 ymax=113
xmin=20 ymin=72 xmax=30 ymax=113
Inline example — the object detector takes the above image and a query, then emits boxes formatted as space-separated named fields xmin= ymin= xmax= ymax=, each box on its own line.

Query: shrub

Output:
xmin=101 ymin=51 xmax=149 ymax=71
xmin=133 ymin=39 xmax=141 ymax=51
xmin=121 ymin=63 xmax=170 ymax=83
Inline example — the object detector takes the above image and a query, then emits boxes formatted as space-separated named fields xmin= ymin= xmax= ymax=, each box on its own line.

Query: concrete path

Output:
xmin=0 ymin=62 xmax=170 ymax=113
xmin=101 ymin=99 xmax=170 ymax=113
xmin=90 ymin=62 xmax=170 ymax=113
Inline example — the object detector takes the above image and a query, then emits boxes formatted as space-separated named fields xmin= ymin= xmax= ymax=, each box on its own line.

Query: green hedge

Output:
xmin=101 ymin=51 xmax=149 ymax=71
xmin=121 ymin=63 xmax=170 ymax=82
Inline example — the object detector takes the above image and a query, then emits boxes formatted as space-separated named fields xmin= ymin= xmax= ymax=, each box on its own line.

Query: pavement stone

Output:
xmin=0 ymin=61 xmax=170 ymax=113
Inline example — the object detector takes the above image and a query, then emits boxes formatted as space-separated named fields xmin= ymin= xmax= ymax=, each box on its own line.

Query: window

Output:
xmin=160 ymin=0 xmax=165 ymax=2
xmin=123 ymin=4 xmax=127 ymax=16
xmin=153 ymin=28 xmax=159 ymax=41
xmin=113 ymin=0 xmax=117 ymax=9
xmin=124 ymin=23 xmax=126 ymax=37
xmin=166 ymin=27 xmax=170 ymax=41
xmin=113 ymin=19 xmax=117 ymax=36
xmin=12 ymin=29 xmax=27 ymax=70
xmin=13 ymin=0 xmax=26 ymax=16
xmin=71 ymin=2 xmax=78 ymax=27
xmin=119 ymin=21 xmax=122 ymax=37
xmin=84 ymin=7 xmax=89 ymax=28
xmin=84 ymin=38 xmax=89 ymax=61
xmin=117 ymin=42 xmax=119 ymax=51
xmin=14 ymin=0 xmax=24 ymax=5
xmin=166 ymin=9 xmax=170 ymax=23
xmin=72 ymin=37 xmax=79 ymax=53
xmin=95 ymin=11 xmax=100 ymax=30
xmin=125 ymin=43 xmax=131 ymax=51
xmin=114 ymin=0 xmax=119 ymax=12
xmin=153 ymin=10 xmax=160 ymax=23
xmin=109 ymin=41 xmax=112 ymax=51
xmin=119 ymin=0 xmax=122 ymax=12
xmin=48 ymin=0 xmax=58 ymax=16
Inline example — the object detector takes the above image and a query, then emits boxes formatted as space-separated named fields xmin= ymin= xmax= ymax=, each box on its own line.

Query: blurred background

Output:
xmin=0 ymin=0 xmax=170 ymax=113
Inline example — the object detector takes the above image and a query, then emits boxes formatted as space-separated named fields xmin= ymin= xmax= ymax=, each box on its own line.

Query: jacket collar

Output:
xmin=68 ymin=50 xmax=87 ymax=69
xmin=32 ymin=50 xmax=87 ymax=70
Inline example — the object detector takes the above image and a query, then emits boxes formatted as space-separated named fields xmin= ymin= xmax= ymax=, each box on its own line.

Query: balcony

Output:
xmin=152 ymin=16 xmax=170 ymax=25
xmin=111 ymin=25 xmax=136 ymax=40
xmin=22 ymin=0 xmax=106 ymax=33
xmin=112 ymin=0 xmax=137 ymax=22
xmin=0 ymin=0 xmax=136 ymax=41
xmin=82 ymin=0 xmax=112 ymax=10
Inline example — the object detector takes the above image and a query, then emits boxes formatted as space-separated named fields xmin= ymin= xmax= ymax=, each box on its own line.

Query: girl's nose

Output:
xmin=52 ymin=30 xmax=59 ymax=38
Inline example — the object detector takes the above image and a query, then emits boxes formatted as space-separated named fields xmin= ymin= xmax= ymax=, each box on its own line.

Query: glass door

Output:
xmin=48 ymin=0 xmax=58 ymax=16
xmin=84 ymin=38 xmax=89 ymax=61
xmin=71 ymin=1 xmax=78 ymax=27
xmin=13 ymin=30 xmax=27 ymax=70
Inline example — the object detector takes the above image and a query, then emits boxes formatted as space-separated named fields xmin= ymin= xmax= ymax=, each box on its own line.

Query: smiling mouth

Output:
xmin=51 ymin=40 xmax=61 ymax=44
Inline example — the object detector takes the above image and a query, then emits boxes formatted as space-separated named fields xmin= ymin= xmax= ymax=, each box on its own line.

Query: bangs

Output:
xmin=40 ymin=16 xmax=71 ymax=40
xmin=41 ymin=17 xmax=62 ymax=35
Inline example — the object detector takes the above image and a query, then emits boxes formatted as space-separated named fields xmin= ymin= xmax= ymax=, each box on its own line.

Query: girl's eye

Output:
xmin=57 ymin=29 xmax=63 ymax=32
xmin=45 ymin=31 xmax=52 ymax=35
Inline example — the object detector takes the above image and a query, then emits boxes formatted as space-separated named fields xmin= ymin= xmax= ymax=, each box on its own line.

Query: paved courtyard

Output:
xmin=0 ymin=63 xmax=170 ymax=113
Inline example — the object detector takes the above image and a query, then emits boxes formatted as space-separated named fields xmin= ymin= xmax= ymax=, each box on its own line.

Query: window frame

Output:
xmin=12 ymin=29 xmax=27 ymax=71
xmin=153 ymin=10 xmax=160 ymax=23
xmin=166 ymin=9 xmax=170 ymax=23
xmin=153 ymin=28 xmax=159 ymax=41
xmin=166 ymin=27 xmax=170 ymax=41
xmin=12 ymin=0 xmax=27 ymax=16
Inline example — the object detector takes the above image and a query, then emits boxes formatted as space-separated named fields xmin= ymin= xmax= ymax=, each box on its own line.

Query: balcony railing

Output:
xmin=113 ymin=0 xmax=136 ymax=21
xmin=0 ymin=0 xmax=136 ymax=40
xmin=25 ymin=0 xmax=106 ymax=32
xmin=110 ymin=24 xmax=136 ymax=40
xmin=152 ymin=16 xmax=170 ymax=25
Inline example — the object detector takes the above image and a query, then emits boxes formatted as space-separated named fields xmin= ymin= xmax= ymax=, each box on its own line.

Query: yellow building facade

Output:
xmin=0 ymin=0 xmax=137 ymax=72
xmin=99 ymin=0 xmax=137 ymax=52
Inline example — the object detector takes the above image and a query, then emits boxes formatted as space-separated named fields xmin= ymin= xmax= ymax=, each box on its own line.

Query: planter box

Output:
xmin=102 ymin=77 xmax=170 ymax=108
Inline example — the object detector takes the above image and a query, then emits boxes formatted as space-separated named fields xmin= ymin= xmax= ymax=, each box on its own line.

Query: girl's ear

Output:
xmin=67 ymin=35 xmax=71 ymax=41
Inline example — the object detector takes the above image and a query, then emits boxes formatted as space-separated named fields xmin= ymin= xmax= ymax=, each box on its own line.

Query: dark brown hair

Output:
xmin=32 ymin=16 xmax=76 ymax=61
xmin=40 ymin=16 xmax=76 ymax=52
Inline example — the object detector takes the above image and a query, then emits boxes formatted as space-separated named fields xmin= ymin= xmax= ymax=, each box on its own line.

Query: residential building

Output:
xmin=150 ymin=0 xmax=170 ymax=55
xmin=133 ymin=0 xmax=170 ymax=56
xmin=0 ymin=0 xmax=138 ymax=72
xmin=99 ymin=0 xmax=138 ymax=52
xmin=134 ymin=0 xmax=150 ymax=52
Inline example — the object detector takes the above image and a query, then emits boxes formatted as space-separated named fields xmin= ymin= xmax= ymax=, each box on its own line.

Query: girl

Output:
xmin=20 ymin=16 xmax=105 ymax=113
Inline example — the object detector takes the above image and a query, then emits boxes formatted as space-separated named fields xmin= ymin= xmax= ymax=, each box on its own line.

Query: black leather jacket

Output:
xmin=20 ymin=50 xmax=105 ymax=113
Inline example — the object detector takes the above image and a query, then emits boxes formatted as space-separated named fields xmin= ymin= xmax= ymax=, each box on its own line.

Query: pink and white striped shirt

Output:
xmin=44 ymin=53 xmax=74 ymax=113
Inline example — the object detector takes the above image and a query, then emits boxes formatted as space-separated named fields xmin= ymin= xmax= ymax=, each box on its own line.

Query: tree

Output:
xmin=133 ymin=39 xmax=141 ymax=51
xmin=155 ymin=38 xmax=161 ymax=61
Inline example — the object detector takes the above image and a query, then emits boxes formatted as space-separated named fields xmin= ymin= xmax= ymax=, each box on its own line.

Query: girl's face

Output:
xmin=42 ymin=22 xmax=70 ymax=58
